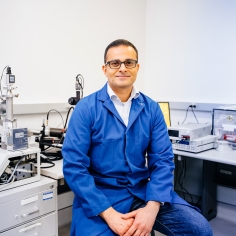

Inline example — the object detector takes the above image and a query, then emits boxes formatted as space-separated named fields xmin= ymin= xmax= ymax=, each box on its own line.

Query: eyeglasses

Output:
xmin=105 ymin=59 xmax=138 ymax=69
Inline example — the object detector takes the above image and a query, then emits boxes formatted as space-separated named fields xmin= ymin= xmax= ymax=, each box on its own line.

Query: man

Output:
xmin=62 ymin=39 xmax=212 ymax=236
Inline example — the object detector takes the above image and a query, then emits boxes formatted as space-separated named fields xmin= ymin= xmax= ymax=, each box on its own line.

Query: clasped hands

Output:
xmin=100 ymin=201 xmax=160 ymax=236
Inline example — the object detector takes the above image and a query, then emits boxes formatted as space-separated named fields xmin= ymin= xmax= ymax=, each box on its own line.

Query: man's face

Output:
xmin=102 ymin=45 xmax=139 ymax=91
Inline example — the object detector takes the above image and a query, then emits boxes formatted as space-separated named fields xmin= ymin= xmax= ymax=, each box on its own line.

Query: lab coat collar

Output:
xmin=127 ymin=96 xmax=145 ymax=130
xmin=98 ymin=84 xmax=125 ymax=126
xmin=98 ymin=83 xmax=110 ymax=102
xmin=98 ymin=83 xmax=145 ymax=129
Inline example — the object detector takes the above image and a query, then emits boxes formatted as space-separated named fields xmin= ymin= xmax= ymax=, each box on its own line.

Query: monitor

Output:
xmin=158 ymin=102 xmax=171 ymax=127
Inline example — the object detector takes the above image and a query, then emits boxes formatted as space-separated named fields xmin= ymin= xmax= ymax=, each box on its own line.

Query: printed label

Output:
xmin=43 ymin=191 xmax=53 ymax=200
xmin=15 ymin=132 xmax=24 ymax=138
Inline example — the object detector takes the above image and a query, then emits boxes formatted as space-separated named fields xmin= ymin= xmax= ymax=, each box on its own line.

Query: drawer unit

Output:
xmin=0 ymin=176 xmax=58 ymax=235
xmin=0 ymin=212 xmax=57 ymax=236
xmin=0 ymin=185 xmax=56 ymax=231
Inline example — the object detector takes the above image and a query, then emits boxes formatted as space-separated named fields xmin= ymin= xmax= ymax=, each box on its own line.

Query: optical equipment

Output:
xmin=68 ymin=74 xmax=84 ymax=105
xmin=32 ymin=74 xmax=85 ymax=151
xmin=0 ymin=66 xmax=40 ymax=192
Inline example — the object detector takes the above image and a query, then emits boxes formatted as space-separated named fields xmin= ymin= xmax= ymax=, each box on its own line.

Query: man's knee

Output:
xmin=155 ymin=204 xmax=213 ymax=236
xmin=193 ymin=215 xmax=213 ymax=236
xmin=177 ymin=205 xmax=213 ymax=236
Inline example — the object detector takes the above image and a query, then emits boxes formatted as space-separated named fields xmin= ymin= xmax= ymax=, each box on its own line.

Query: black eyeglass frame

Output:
xmin=105 ymin=59 xmax=138 ymax=69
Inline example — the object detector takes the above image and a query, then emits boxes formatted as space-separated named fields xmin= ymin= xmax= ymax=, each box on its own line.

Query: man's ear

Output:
xmin=102 ymin=65 xmax=107 ymax=77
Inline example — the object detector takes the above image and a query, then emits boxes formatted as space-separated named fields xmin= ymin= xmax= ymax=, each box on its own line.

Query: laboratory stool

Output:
xmin=151 ymin=229 xmax=166 ymax=236
xmin=151 ymin=229 xmax=155 ymax=236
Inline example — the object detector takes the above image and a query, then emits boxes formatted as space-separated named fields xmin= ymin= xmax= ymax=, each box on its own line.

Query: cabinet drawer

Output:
xmin=1 ymin=212 xmax=57 ymax=236
xmin=0 ymin=188 xmax=56 ymax=232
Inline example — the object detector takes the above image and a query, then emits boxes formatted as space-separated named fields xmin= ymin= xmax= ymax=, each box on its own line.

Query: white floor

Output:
xmin=209 ymin=202 xmax=236 ymax=236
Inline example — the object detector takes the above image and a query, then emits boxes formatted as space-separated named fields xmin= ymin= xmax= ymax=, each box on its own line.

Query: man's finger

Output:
xmin=123 ymin=225 xmax=137 ymax=236
xmin=122 ymin=210 xmax=137 ymax=219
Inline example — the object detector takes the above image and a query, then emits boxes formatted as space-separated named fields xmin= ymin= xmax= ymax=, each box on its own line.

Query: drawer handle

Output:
xmin=21 ymin=208 xmax=39 ymax=217
xmin=19 ymin=222 xmax=41 ymax=233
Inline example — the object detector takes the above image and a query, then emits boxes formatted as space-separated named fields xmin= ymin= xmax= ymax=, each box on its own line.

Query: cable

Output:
xmin=181 ymin=105 xmax=199 ymax=124
xmin=181 ymin=160 xmax=191 ymax=200
xmin=40 ymin=109 xmax=66 ymax=149
xmin=181 ymin=106 xmax=191 ymax=124
xmin=46 ymin=155 xmax=62 ymax=161
xmin=64 ymin=106 xmax=74 ymax=129
xmin=39 ymin=162 xmax=55 ymax=169
xmin=0 ymin=172 xmax=9 ymax=183
xmin=178 ymin=161 xmax=186 ymax=199
xmin=41 ymin=146 xmax=54 ymax=152
xmin=6 ymin=156 xmax=25 ymax=183
xmin=0 ymin=65 xmax=9 ymax=96
xmin=46 ymin=109 xmax=65 ymax=128
xmin=42 ymin=149 xmax=62 ymax=161
xmin=191 ymin=107 xmax=199 ymax=123
xmin=175 ymin=157 xmax=202 ymax=207
xmin=195 ymin=196 xmax=202 ymax=206
xmin=0 ymin=155 xmax=25 ymax=186
xmin=38 ymin=108 xmax=66 ymax=152
xmin=0 ymin=176 xmax=15 ymax=190
xmin=178 ymin=159 xmax=194 ymax=204
xmin=33 ymin=154 xmax=56 ymax=169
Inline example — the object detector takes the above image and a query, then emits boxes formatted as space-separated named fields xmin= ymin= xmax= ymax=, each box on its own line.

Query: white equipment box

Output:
xmin=169 ymin=124 xmax=216 ymax=153
xmin=213 ymin=105 xmax=236 ymax=143
xmin=168 ymin=123 xmax=212 ymax=141
xmin=172 ymin=135 xmax=217 ymax=153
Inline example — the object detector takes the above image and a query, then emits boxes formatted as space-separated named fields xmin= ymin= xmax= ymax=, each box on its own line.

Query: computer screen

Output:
xmin=158 ymin=102 xmax=171 ymax=127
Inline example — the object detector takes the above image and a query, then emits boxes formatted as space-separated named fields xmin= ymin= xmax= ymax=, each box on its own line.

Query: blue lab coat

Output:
xmin=62 ymin=84 xmax=192 ymax=235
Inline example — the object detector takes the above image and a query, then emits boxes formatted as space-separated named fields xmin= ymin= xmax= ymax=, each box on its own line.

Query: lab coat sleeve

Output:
xmin=62 ymin=99 xmax=111 ymax=218
xmin=146 ymin=103 xmax=175 ymax=203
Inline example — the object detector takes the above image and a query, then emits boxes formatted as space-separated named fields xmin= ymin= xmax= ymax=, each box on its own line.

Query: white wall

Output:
xmin=0 ymin=0 xmax=147 ymax=130
xmin=1 ymin=0 xmax=235 ymax=143
xmin=0 ymin=0 xmax=146 ymax=105
xmin=145 ymin=0 xmax=236 ymax=104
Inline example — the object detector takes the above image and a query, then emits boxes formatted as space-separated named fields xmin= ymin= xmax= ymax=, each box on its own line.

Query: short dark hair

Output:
xmin=104 ymin=39 xmax=138 ymax=63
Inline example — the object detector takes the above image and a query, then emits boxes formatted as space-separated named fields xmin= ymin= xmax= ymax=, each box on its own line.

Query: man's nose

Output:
xmin=119 ymin=62 xmax=127 ymax=70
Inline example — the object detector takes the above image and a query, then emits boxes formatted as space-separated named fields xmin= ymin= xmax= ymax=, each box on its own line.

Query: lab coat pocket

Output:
xmin=89 ymin=139 xmax=114 ymax=172
xmin=134 ymin=138 xmax=150 ymax=167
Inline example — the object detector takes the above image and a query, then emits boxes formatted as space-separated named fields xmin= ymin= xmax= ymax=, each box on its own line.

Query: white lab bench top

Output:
xmin=40 ymin=149 xmax=236 ymax=181
xmin=173 ymin=149 xmax=236 ymax=166
xmin=40 ymin=159 xmax=64 ymax=180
